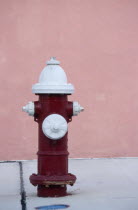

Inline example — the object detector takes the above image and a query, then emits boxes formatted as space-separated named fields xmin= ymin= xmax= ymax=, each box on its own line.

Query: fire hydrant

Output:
xmin=22 ymin=57 xmax=84 ymax=197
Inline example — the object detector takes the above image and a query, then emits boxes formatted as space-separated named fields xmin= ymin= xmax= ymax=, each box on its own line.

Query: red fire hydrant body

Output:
xmin=23 ymin=58 xmax=84 ymax=197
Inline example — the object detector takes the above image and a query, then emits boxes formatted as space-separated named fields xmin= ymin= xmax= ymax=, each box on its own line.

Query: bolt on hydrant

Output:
xmin=22 ymin=57 xmax=84 ymax=197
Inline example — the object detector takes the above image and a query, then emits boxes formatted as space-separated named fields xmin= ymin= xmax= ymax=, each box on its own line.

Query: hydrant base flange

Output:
xmin=30 ymin=173 xmax=76 ymax=186
xmin=30 ymin=173 xmax=76 ymax=197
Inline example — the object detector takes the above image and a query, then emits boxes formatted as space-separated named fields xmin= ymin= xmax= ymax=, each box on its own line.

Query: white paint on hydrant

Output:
xmin=22 ymin=101 xmax=35 ymax=116
xmin=73 ymin=101 xmax=84 ymax=116
xmin=22 ymin=57 xmax=84 ymax=116
xmin=42 ymin=114 xmax=68 ymax=140
xmin=32 ymin=57 xmax=74 ymax=94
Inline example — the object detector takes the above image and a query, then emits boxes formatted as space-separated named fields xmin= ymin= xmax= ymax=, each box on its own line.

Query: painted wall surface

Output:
xmin=0 ymin=0 xmax=138 ymax=160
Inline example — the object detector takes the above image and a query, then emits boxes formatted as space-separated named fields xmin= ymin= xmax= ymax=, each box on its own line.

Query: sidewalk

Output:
xmin=0 ymin=158 xmax=138 ymax=210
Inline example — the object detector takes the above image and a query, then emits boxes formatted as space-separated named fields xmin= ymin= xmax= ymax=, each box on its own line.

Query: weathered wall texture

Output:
xmin=0 ymin=0 xmax=138 ymax=160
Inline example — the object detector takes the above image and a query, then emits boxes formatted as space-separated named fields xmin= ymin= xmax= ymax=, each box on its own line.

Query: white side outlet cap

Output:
xmin=73 ymin=101 xmax=84 ymax=116
xmin=22 ymin=101 xmax=35 ymax=116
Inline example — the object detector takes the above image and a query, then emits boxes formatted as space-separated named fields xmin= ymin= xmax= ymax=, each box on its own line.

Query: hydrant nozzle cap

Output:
xmin=46 ymin=57 xmax=60 ymax=65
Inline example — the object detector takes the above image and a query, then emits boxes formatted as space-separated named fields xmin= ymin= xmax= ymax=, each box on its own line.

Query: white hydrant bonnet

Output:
xmin=32 ymin=57 xmax=74 ymax=94
xmin=23 ymin=57 xmax=84 ymax=116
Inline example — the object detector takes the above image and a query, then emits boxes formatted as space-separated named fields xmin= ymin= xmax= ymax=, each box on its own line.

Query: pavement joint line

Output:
xmin=19 ymin=161 xmax=27 ymax=210
xmin=0 ymin=160 xmax=19 ymax=163
xmin=0 ymin=160 xmax=27 ymax=209
xmin=0 ymin=157 xmax=138 ymax=163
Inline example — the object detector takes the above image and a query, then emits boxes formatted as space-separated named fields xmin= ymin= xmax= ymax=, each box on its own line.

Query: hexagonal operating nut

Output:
xmin=22 ymin=101 xmax=35 ymax=116
xmin=73 ymin=101 xmax=84 ymax=116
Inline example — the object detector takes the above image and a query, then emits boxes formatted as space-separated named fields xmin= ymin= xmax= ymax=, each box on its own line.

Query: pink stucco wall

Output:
xmin=0 ymin=0 xmax=138 ymax=160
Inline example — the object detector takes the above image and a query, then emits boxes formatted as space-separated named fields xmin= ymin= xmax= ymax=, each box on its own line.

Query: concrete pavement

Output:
xmin=0 ymin=158 xmax=138 ymax=210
